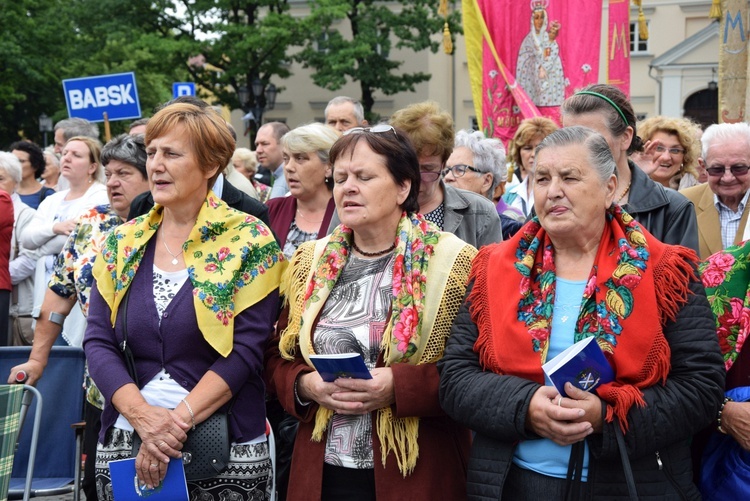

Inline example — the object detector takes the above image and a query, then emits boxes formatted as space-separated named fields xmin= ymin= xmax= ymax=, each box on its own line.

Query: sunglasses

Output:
xmin=442 ymin=164 xmax=482 ymax=178
xmin=705 ymin=164 xmax=750 ymax=177
xmin=342 ymin=124 xmax=397 ymax=136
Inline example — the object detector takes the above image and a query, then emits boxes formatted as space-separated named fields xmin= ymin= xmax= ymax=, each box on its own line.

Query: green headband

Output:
xmin=575 ymin=90 xmax=630 ymax=127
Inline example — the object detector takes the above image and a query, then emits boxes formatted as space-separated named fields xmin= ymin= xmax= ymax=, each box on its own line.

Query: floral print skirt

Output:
xmin=96 ymin=427 xmax=272 ymax=501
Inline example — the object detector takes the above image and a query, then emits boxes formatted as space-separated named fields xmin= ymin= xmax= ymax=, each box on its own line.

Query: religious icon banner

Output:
xmin=464 ymin=0 xmax=603 ymax=144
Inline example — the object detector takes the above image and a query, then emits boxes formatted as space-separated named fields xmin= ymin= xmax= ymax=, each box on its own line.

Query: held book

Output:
xmin=542 ymin=336 xmax=614 ymax=397
xmin=309 ymin=353 xmax=372 ymax=382
xmin=109 ymin=457 xmax=189 ymax=501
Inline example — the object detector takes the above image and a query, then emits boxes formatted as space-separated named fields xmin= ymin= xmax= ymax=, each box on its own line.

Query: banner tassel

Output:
xmin=709 ymin=0 xmax=722 ymax=20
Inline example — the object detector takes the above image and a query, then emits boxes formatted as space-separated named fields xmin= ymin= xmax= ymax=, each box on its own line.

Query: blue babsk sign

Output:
xmin=173 ymin=82 xmax=196 ymax=98
xmin=62 ymin=72 xmax=141 ymax=123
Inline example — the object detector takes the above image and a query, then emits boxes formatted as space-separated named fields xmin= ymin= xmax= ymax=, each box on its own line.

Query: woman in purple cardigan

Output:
xmin=266 ymin=122 xmax=340 ymax=259
xmin=84 ymin=102 xmax=285 ymax=500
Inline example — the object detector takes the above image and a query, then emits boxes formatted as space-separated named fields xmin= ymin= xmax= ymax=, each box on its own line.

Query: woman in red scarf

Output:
xmin=439 ymin=126 xmax=725 ymax=500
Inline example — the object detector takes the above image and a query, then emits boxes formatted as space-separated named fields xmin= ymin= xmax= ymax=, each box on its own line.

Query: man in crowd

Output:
xmin=53 ymin=117 xmax=99 ymax=155
xmin=324 ymin=96 xmax=368 ymax=132
xmin=681 ymin=122 xmax=750 ymax=259
xmin=256 ymin=122 xmax=290 ymax=199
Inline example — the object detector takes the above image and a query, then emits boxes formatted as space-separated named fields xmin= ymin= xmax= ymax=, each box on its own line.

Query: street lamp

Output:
xmin=238 ymin=78 xmax=277 ymax=144
xmin=38 ymin=113 xmax=53 ymax=148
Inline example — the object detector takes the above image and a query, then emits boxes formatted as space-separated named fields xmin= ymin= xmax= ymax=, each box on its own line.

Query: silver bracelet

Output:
xmin=181 ymin=398 xmax=196 ymax=430
xmin=294 ymin=377 xmax=312 ymax=407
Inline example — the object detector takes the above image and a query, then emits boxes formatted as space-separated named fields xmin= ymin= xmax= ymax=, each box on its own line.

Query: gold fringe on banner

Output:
xmin=709 ymin=0 xmax=722 ymax=20
xmin=439 ymin=0 xmax=452 ymax=54
xmin=632 ymin=0 xmax=649 ymax=40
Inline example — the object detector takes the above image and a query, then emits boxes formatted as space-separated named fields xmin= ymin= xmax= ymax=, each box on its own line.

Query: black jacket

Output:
xmin=623 ymin=161 xmax=699 ymax=253
xmin=438 ymin=278 xmax=724 ymax=500
xmin=127 ymin=178 xmax=270 ymax=227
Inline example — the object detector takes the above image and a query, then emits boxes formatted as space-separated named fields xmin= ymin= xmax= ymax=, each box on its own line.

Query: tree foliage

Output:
xmin=296 ymin=0 xmax=461 ymax=119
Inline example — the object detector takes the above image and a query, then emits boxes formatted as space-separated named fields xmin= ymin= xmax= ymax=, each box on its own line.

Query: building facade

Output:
xmin=231 ymin=0 xmax=721 ymax=148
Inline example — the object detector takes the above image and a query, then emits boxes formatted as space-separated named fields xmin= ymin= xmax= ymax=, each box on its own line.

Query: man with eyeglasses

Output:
xmin=387 ymin=102 xmax=503 ymax=248
xmin=681 ymin=122 xmax=750 ymax=259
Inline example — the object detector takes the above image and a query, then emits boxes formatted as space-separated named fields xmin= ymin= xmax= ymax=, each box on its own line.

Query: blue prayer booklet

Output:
xmin=542 ymin=336 xmax=614 ymax=397
xmin=109 ymin=457 xmax=189 ymax=501
xmin=309 ymin=353 xmax=372 ymax=382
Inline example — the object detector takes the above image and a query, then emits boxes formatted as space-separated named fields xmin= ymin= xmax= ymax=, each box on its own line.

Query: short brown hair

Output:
xmin=389 ymin=101 xmax=454 ymax=164
xmin=146 ymin=102 xmax=235 ymax=186
xmin=329 ymin=127 xmax=421 ymax=214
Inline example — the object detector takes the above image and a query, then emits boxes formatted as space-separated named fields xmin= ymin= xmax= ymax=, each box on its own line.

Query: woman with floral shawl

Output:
xmin=697 ymin=242 xmax=750 ymax=498
xmin=439 ymin=126 xmax=724 ymax=500
xmin=265 ymin=126 xmax=476 ymax=500
xmin=84 ymin=103 xmax=285 ymax=500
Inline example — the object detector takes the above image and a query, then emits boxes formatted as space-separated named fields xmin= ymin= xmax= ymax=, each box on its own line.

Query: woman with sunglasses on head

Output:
xmin=632 ymin=116 xmax=702 ymax=191
xmin=266 ymin=126 xmax=476 ymax=500
xmin=561 ymin=84 xmax=699 ymax=253
xmin=266 ymin=123 xmax=340 ymax=260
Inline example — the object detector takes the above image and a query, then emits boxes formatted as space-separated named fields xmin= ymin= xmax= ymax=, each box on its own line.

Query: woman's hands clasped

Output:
xmin=527 ymin=383 xmax=603 ymax=446
xmin=130 ymin=402 xmax=191 ymax=489
xmin=298 ymin=368 xmax=396 ymax=415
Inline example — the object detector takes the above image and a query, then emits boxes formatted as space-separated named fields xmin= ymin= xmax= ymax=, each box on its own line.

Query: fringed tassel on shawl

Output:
xmin=312 ymin=407 xmax=334 ymax=442
xmin=278 ymin=243 xmax=315 ymax=360
xmin=603 ymin=245 xmax=697 ymax=433
xmin=709 ymin=0 xmax=722 ymax=20
xmin=468 ymin=247 xmax=499 ymax=371
xmin=377 ymin=409 xmax=420 ymax=477
xmin=654 ymin=246 xmax=699 ymax=326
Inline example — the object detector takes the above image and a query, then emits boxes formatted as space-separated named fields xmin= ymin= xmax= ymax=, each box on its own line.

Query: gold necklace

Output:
xmin=617 ymin=181 xmax=632 ymax=204
xmin=296 ymin=208 xmax=323 ymax=224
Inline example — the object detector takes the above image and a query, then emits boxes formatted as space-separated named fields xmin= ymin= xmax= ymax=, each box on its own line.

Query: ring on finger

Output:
xmin=150 ymin=462 xmax=159 ymax=469
xmin=557 ymin=396 xmax=563 ymax=407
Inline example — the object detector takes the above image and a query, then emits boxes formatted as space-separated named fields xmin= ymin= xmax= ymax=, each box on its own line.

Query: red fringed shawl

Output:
xmin=469 ymin=206 xmax=698 ymax=431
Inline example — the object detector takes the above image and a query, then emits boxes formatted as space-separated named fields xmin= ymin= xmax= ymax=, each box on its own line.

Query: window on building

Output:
xmin=630 ymin=22 xmax=649 ymax=54
xmin=317 ymin=31 xmax=330 ymax=54
xmin=376 ymin=29 xmax=390 ymax=58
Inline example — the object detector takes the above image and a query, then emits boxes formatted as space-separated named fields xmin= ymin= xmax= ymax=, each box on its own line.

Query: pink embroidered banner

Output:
xmin=607 ymin=0 xmax=630 ymax=97
xmin=464 ymin=0 xmax=603 ymax=144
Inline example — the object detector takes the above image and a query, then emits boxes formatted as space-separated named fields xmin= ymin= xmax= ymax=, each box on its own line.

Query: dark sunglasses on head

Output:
xmin=705 ymin=164 xmax=750 ymax=177
xmin=442 ymin=164 xmax=482 ymax=178
xmin=342 ymin=124 xmax=397 ymax=136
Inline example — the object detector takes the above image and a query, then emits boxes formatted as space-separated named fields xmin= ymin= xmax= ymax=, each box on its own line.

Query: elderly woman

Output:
xmin=7 ymin=134 xmax=150 ymax=501
xmin=10 ymin=141 xmax=56 ymax=210
xmin=266 ymin=123 xmax=340 ymax=259
xmin=633 ymin=116 xmax=702 ymax=191
xmin=0 ymin=152 xmax=43 ymax=345
xmin=42 ymin=149 xmax=64 ymax=191
xmin=265 ymin=126 xmax=477 ymax=500
xmin=503 ymin=117 xmax=558 ymax=217
xmin=561 ymin=84 xmax=699 ymax=252
xmin=438 ymin=126 xmax=725 ymax=499
xmin=444 ymin=129 xmax=523 ymax=240
xmin=233 ymin=147 xmax=271 ymax=203
xmin=84 ymin=103 xmax=284 ymax=500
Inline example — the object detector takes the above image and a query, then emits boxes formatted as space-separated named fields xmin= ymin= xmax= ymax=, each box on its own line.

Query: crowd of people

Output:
xmin=1 ymin=86 xmax=748 ymax=500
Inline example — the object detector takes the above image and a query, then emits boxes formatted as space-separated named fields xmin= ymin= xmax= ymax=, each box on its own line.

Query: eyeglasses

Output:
xmin=442 ymin=164 xmax=482 ymax=178
xmin=420 ymin=170 xmax=442 ymax=182
xmin=706 ymin=164 xmax=750 ymax=177
xmin=654 ymin=145 xmax=685 ymax=156
xmin=342 ymin=124 xmax=397 ymax=136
